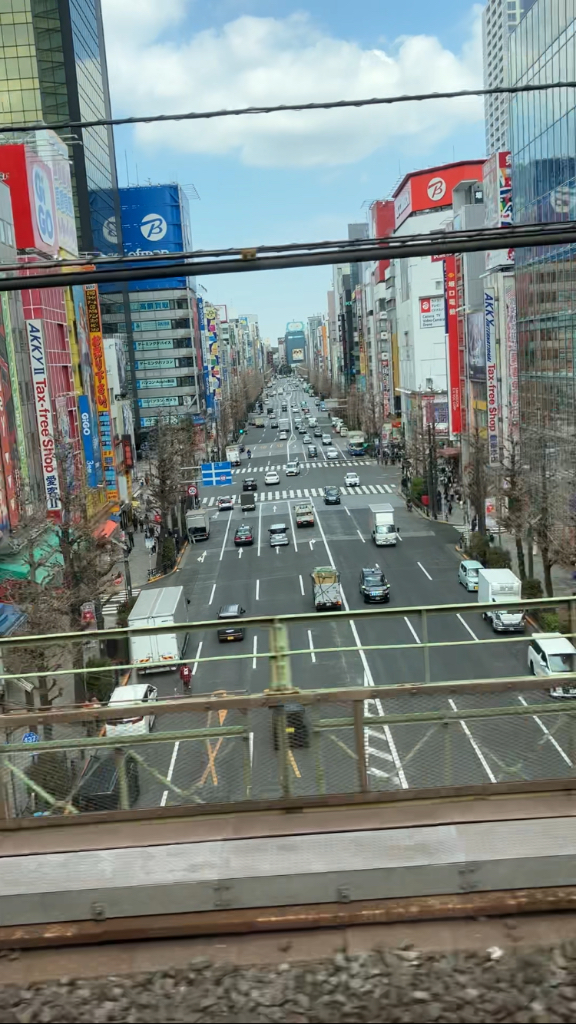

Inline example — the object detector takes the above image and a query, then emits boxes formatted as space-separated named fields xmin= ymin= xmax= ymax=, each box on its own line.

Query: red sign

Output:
xmin=187 ymin=484 xmax=198 ymax=497
xmin=444 ymin=255 xmax=461 ymax=435
xmin=394 ymin=161 xmax=486 ymax=228
xmin=0 ymin=145 xmax=59 ymax=256
xmin=122 ymin=435 xmax=134 ymax=469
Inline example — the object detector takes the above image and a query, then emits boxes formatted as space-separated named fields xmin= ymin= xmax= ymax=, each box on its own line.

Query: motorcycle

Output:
xmin=247 ymin=449 xmax=252 ymax=459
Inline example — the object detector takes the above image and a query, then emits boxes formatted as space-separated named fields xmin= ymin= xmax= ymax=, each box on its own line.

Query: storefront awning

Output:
xmin=439 ymin=447 xmax=461 ymax=457
xmin=93 ymin=519 xmax=119 ymax=542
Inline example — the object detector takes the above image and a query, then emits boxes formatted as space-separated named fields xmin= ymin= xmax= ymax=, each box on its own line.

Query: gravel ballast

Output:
xmin=1 ymin=943 xmax=576 ymax=1022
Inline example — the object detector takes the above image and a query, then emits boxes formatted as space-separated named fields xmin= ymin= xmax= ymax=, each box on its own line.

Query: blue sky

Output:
xmin=102 ymin=0 xmax=486 ymax=342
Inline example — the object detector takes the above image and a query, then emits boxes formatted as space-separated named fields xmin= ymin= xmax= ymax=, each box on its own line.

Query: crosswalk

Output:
xmin=203 ymin=483 xmax=397 ymax=506
xmin=233 ymin=461 xmax=376 ymax=473
xmin=103 ymin=587 xmax=142 ymax=614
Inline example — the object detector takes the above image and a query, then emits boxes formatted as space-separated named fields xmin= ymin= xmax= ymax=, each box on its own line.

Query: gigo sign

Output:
xmin=32 ymin=164 xmax=56 ymax=249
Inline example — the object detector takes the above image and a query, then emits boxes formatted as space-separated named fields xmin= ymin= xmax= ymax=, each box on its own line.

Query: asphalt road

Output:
xmin=128 ymin=380 xmax=575 ymax=809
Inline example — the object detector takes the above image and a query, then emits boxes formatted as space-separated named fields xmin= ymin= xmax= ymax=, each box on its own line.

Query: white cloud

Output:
xmin=101 ymin=6 xmax=484 ymax=168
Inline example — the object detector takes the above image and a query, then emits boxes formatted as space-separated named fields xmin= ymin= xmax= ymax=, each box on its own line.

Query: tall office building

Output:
xmin=0 ymin=0 xmax=123 ymax=254
xmin=482 ymin=0 xmax=538 ymax=154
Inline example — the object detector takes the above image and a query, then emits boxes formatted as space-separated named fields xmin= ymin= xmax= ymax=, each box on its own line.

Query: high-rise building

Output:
xmin=509 ymin=0 xmax=576 ymax=499
xmin=482 ymin=0 xmax=538 ymax=154
xmin=0 ymin=0 xmax=123 ymax=254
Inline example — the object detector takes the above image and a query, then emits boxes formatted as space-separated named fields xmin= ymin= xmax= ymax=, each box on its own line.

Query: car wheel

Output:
xmin=529 ymin=661 xmax=535 ymax=674
xmin=482 ymin=612 xmax=487 ymax=620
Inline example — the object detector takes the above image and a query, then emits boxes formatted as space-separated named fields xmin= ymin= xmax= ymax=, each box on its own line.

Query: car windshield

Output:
xmin=364 ymin=574 xmax=384 ymax=586
xmin=237 ymin=528 xmax=250 ymax=536
xmin=219 ymin=496 xmax=231 ymax=502
xmin=467 ymin=568 xmax=479 ymax=577
xmin=548 ymin=653 xmax=575 ymax=673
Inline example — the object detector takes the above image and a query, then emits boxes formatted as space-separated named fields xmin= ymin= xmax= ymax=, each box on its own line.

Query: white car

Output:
xmin=326 ymin=447 xmax=339 ymax=460
xmin=265 ymin=470 xmax=280 ymax=485
xmin=279 ymin=430 xmax=288 ymax=440
xmin=105 ymin=683 xmax=157 ymax=737
xmin=345 ymin=472 xmax=360 ymax=486
xmin=321 ymin=434 xmax=331 ymax=445
xmin=285 ymin=461 xmax=300 ymax=476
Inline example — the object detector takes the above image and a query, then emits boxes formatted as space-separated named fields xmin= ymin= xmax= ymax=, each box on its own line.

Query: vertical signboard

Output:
xmin=1 ymin=294 xmax=28 ymax=494
xmin=73 ymin=285 xmax=103 ymax=487
xmin=85 ymin=285 xmax=118 ymax=501
xmin=196 ymin=296 xmax=212 ymax=412
xmin=484 ymin=289 xmax=499 ymax=465
xmin=443 ymin=255 xmax=461 ymax=434
xmin=504 ymin=276 xmax=519 ymax=443
xmin=78 ymin=395 xmax=98 ymax=488
xmin=26 ymin=320 xmax=61 ymax=515
xmin=36 ymin=130 xmax=78 ymax=257
xmin=205 ymin=303 xmax=221 ymax=401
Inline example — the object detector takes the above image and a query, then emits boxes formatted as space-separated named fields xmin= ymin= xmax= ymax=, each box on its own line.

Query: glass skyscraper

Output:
xmin=0 ymin=0 xmax=122 ymax=254
xmin=509 ymin=0 xmax=576 ymax=481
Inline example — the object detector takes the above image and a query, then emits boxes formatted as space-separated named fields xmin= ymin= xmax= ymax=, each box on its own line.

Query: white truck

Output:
xmin=226 ymin=445 xmax=241 ymax=466
xmin=478 ymin=568 xmax=525 ymax=632
xmin=186 ymin=509 xmax=210 ymax=542
xmin=128 ymin=586 xmax=189 ymax=672
xmin=278 ymin=418 xmax=290 ymax=432
xmin=369 ymin=504 xmax=398 ymax=546
xmin=311 ymin=566 xmax=342 ymax=611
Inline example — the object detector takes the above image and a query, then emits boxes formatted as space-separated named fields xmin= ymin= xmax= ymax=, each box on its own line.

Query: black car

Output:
xmin=359 ymin=567 xmax=390 ymax=603
xmin=243 ymin=478 xmax=258 ymax=491
xmin=73 ymin=753 xmax=140 ymax=812
xmin=217 ymin=604 xmax=246 ymax=642
xmin=270 ymin=420 xmax=279 ymax=428
xmin=272 ymin=702 xmax=309 ymax=749
xmin=234 ymin=524 xmax=254 ymax=546
xmin=307 ymin=444 xmax=318 ymax=457
xmin=324 ymin=486 xmax=341 ymax=505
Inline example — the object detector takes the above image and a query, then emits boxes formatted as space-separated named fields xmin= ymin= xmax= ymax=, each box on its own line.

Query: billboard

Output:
xmin=36 ymin=130 xmax=78 ymax=257
xmin=419 ymin=296 xmax=445 ymax=329
xmin=0 ymin=308 xmax=19 ymax=527
xmin=466 ymin=311 xmax=486 ymax=382
xmin=485 ymin=289 xmax=499 ymax=465
xmin=73 ymin=285 xmax=102 ymax=488
xmin=394 ymin=161 xmax=486 ymax=229
xmin=504 ymin=275 xmax=520 ymax=443
xmin=0 ymin=145 xmax=58 ymax=256
xmin=291 ymin=348 xmax=304 ymax=363
xmin=204 ymin=303 xmax=221 ymax=401
xmin=443 ymin=256 xmax=461 ymax=435
xmin=85 ymin=285 xmax=118 ymax=501
xmin=26 ymin=320 xmax=61 ymax=515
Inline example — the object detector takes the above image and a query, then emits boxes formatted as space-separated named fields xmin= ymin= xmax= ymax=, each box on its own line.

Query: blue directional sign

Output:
xmin=22 ymin=731 xmax=40 ymax=744
xmin=201 ymin=461 xmax=232 ymax=487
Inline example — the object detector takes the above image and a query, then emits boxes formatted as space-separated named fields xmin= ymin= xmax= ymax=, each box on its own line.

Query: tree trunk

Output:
xmin=515 ymin=535 xmax=526 ymax=581
xmin=541 ymin=544 xmax=554 ymax=597
xmin=527 ymin=527 xmax=534 ymax=578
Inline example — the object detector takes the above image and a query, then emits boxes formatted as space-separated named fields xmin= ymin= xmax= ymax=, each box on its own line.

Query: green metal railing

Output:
xmin=1 ymin=596 xmax=576 ymax=823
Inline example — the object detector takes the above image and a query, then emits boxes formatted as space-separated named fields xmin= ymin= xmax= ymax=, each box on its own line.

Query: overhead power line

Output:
xmin=1 ymin=223 xmax=574 ymax=292
xmin=0 ymin=81 xmax=574 ymax=135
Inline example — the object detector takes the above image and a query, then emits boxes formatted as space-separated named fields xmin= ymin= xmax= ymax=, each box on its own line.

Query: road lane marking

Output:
xmin=208 ymin=497 xmax=215 ymax=506
xmin=160 ymin=739 xmax=180 ymax=806
xmin=258 ymin=500 xmax=263 ymax=556
xmin=192 ymin=640 xmax=203 ymax=675
xmin=356 ymin=529 xmax=365 ymax=543
xmin=517 ymin=695 xmax=573 ymax=765
xmin=252 ymin=635 xmax=258 ymax=668
xmin=404 ymin=617 xmax=421 ymax=643
xmin=256 ymin=579 xmax=260 ymax=600
xmin=287 ymin=499 xmax=298 ymax=552
xmin=345 ymin=505 xmax=351 ymax=516
xmin=299 ymin=574 xmax=305 ymax=596
xmin=417 ymin=561 xmax=433 ymax=581
xmin=238 ymin=548 xmax=243 ymax=558
xmin=219 ymin=512 xmax=233 ymax=561
xmin=208 ymin=583 xmax=216 ymax=605
xmin=307 ymin=628 xmax=316 ymax=663
xmin=457 ymin=612 xmax=478 ymax=640
xmin=448 ymin=697 xmax=497 ymax=782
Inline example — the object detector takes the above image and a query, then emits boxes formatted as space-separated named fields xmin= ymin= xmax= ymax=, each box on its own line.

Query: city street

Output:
xmin=133 ymin=382 xmax=575 ymax=809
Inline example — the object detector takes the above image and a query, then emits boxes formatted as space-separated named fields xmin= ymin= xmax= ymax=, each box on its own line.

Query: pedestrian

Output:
xmin=127 ymin=523 xmax=135 ymax=550
xmin=144 ymin=512 xmax=149 ymax=526
xmin=471 ymin=514 xmax=478 ymax=532
xmin=139 ymin=516 xmax=144 ymax=533
xmin=180 ymin=663 xmax=192 ymax=692
xmin=436 ymin=489 xmax=442 ymax=509
xmin=448 ymin=501 xmax=453 ymax=517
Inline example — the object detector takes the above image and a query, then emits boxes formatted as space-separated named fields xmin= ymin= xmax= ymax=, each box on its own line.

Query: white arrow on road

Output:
xmin=273 ymin=505 xmax=277 ymax=512
xmin=238 ymin=548 xmax=243 ymax=558
xmin=309 ymin=539 xmax=315 ymax=549
xmin=197 ymin=550 xmax=207 ymax=563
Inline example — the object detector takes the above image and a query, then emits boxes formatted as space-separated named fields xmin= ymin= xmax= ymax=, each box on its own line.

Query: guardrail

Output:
xmin=1 ymin=596 xmax=575 ymax=824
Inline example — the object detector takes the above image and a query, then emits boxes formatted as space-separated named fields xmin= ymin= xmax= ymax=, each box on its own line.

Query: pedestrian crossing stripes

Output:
xmin=103 ymin=587 xmax=142 ymax=612
xmin=233 ymin=461 xmax=376 ymax=473
xmin=203 ymin=483 xmax=396 ymax=506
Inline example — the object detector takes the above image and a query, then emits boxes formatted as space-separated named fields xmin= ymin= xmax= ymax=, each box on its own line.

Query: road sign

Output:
xmin=201 ymin=462 xmax=232 ymax=487
xmin=187 ymin=484 xmax=198 ymax=497
xmin=22 ymin=731 xmax=40 ymax=744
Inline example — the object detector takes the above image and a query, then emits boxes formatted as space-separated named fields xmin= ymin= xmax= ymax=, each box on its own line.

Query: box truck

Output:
xmin=478 ymin=568 xmax=525 ymax=632
xmin=186 ymin=509 xmax=210 ymax=542
xmin=311 ymin=566 xmax=342 ymax=610
xmin=128 ymin=586 xmax=189 ymax=672
xmin=368 ymin=504 xmax=398 ymax=546
xmin=240 ymin=492 xmax=256 ymax=511
xmin=225 ymin=445 xmax=241 ymax=466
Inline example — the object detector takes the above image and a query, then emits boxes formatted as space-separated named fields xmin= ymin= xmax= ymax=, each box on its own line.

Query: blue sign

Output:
xmin=201 ymin=461 xmax=232 ymax=487
xmin=192 ymin=414 xmax=205 ymax=425
xmin=22 ymin=731 xmax=40 ymax=744
xmin=93 ymin=185 xmax=192 ymax=292
xmin=78 ymin=396 xmax=98 ymax=488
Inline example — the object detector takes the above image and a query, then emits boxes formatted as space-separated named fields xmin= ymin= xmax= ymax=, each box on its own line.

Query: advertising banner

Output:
xmin=136 ymin=378 xmax=178 ymax=389
xmin=138 ymin=396 xmax=180 ymax=408
xmin=504 ymin=276 xmax=520 ymax=443
xmin=291 ymin=348 xmax=304 ymax=363
xmin=0 ymin=145 xmax=58 ymax=256
xmin=466 ymin=311 xmax=486 ymax=381
xmin=134 ymin=339 xmax=175 ymax=351
xmin=484 ymin=290 xmax=499 ymax=465
xmin=36 ymin=130 xmax=78 ymax=257
xmin=85 ymin=285 xmax=118 ymax=501
xmin=135 ymin=358 xmax=177 ymax=370
xmin=394 ymin=162 xmax=486 ymax=229
xmin=197 ymin=296 xmax=212 ymax=413
xmin=72 ymin=285 xmax=103 ymax=487
xmin=0 ymin=297 xmax=25 ymax=523
xmin=78 ymin=395 xmax=98 ymax=488
xmin=443 ymin=255 xmax=461 ymax=434
xmin=26 ymin=320 xmax=61 ymax=514
xmin=205 ymin=303 xmax=221 ymax=400
xmin=419 ymin=296 xmax=445 ymax=329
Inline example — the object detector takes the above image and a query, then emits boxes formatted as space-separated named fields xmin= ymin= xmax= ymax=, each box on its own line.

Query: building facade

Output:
xmin=482 ymin=0 xmax=538 ymax=154
xmin=509 ymin=0 xmax=576 ymax=495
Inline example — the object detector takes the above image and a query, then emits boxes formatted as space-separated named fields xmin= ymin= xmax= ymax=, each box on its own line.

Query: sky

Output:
xmin=101 ymin=0 xmax=487 ymax=343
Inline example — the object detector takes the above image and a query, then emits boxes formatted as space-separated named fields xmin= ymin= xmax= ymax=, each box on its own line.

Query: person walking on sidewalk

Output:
xmin=448 ymin=501 xmax=453 ymax=517
xmin=180 ymin=663 xmax=192 ymax=692
xmin=127 ymin=523 xmax=135 ymax=550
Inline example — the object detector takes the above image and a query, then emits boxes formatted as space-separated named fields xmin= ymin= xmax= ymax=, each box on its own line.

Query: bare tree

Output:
xmin=346 ymin=386 xmax=362 ymax=430
xmin=465 ymin=428 xmax=489 ymax=535
xmin=495 ymin=439 xmax=529 ymax=581
xmin=147 ymin=417 xmax=188 ymax=528
xmin=360 ymin=388 xmax=382 ymax=443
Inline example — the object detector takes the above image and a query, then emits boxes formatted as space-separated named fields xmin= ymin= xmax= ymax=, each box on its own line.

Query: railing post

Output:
xmin=114 ymin=747 xmax=129 ymax=810
xmin=353 ymin=701 xmax=369 ymax=792
xmin=268 ymin=619 xmax=292 ymax=692
xmin=443 ymin=719 xmax=452 ymax=785
xmin=421 ymin=608 xmax=431 ymax=684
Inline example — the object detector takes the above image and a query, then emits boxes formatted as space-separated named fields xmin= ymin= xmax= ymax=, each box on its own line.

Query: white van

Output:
xmin=128 ymin=586 xmax=189 ymax=672
xmin=528 ymin=632 xmax=576 ymax=697
xmin=106 ymin=682 xmax=158 ymax=737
